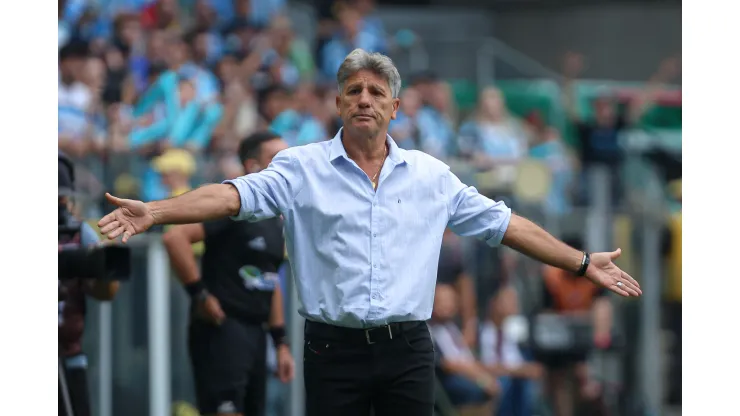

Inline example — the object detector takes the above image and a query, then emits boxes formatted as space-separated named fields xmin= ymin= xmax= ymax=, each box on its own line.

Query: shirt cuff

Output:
xmin=222 ymin=177 xmax=251 ymax=221
xmin=485 ymin=207 xmax=512 ymax=247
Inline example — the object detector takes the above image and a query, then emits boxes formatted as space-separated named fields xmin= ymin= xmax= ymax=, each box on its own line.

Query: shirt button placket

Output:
xmin=369 ymin=197 xmax=380 ymax=318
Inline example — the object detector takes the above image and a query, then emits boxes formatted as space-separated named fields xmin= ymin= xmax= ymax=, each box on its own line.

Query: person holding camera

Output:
xmin=163 ymin=131 xmax=295 ymax=416
xmin=59 ymin=152 xmax=120 ymax=416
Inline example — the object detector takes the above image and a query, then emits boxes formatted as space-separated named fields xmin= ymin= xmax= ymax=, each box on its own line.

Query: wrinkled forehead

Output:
xmin=342 ymin=70 xmax=390 ymax=93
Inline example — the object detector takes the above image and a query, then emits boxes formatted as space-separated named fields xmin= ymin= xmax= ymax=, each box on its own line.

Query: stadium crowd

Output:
xmin=59 ymin=0 xmax=682 ymax=415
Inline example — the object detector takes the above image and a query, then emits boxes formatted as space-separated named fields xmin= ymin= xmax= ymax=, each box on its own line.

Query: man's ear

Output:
xmin=391 ymin=98 xmax=400 ymax=120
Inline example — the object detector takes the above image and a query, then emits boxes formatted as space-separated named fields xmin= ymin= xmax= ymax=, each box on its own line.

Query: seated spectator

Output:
xmin=538 ymin=236 xmax=612 ymax=416
xmin=457 ymin=87 xmax=528 ymax=175
xmin=480 ymin=286 xmax=542 ymax=416
xmin=430 ymin=284 xmax=498 ymax=416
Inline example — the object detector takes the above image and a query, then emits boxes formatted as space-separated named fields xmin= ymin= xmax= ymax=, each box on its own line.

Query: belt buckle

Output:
xmin=365 ymin=325 xmax=393 ymax=345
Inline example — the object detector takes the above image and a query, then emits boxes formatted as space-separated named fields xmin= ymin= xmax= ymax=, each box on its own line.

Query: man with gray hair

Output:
xmin=98 ymin=48 xmax=641 ymax=415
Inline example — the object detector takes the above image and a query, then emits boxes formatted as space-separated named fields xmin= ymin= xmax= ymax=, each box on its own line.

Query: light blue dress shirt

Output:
xmin=225 ymin=129 xmax=512 ymax=328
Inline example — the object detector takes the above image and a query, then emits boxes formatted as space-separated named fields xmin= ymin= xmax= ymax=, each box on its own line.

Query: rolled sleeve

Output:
xmin=444 ymin=169 xmax=511 ymax=247
xmin=223 ymin=149 xmax=302 ymax=222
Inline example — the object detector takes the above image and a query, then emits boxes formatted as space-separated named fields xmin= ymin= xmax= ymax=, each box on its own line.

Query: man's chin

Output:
xmin=347 ymin=122 xmax=379 ymax=135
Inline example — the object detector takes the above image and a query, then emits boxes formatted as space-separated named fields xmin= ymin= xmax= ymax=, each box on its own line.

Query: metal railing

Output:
xmin=389 ymin=35 xmax=563 ymax=83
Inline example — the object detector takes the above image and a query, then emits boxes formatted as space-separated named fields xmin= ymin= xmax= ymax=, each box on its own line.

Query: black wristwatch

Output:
xmin=185 ymin=281 xmax=209 ymax=303
xmin=576 ymin=252 xmax=591 ymax=276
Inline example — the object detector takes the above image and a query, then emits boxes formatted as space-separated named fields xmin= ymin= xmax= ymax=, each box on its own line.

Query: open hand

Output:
xmin=585 ymin=249 xmax=642 ymax=297
xmin=98 ymin=193 xmax=155 ymax=243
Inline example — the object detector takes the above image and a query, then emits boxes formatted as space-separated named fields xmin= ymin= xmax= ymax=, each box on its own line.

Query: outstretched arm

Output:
xmin=99 ymin=149 xmax=302 ymax=242
xmin=150 ymin=184 xmax=241 ymax=225
xmin=444 ymin=168 xmax=641 ymax=297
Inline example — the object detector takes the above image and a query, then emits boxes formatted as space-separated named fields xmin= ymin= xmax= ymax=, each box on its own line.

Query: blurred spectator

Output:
xmin=315 ymin=86 xmax=344 ymax=134
xmin=538 ymin=236 xmax=612 ymax=416
xmin=437 ymin=229 xmax=479 ymax=348
xmin=258 ymin=84 xmax=291 ymax=128
xmin=59 ymin=0 xmax=72 ymax=49
xmin=191 ymin=0 xmax=225 ymax=67
xmin=319 ymin=4 xmax=384 ymax=80
xmin=141 ymin=0 xmax=181 ymax=31
xmin=351 ymin=0 xmax=388 ymax=53
xmin=211 ymin=54 xmax=261 ymax=153
xmin=267 ymin=15 xmax=316 ymax=84
xmin=562 ymin=53 xmax=676 ymax=206
xmin=525 ymin=112 xmax=576 ymax=216
xmin=152 ymin=148 xmax=197 ymax=197
xmin=215 ymin=0 xmax=286 ymax=28
xmin=457 ymin=87 xmax=528 ymax=175
xmin=480 ymin=286 xmax=542 ymax=416
xmin=59 ymin=41 xmax=96 ymax=160
xmin=153 ymin=148 xmax=205 ymax=255
xmin=269 ymin=83 xmax=328 ymax=146
xmin=430 ymin=284 xmax=499 ymax=416
xmin=389 ymin=86 xmax=423 ymax=150
xmin=131 ymin=34 xmax=223 ymax=152
xmin=411 ymin=73 xmax=457 ymax=159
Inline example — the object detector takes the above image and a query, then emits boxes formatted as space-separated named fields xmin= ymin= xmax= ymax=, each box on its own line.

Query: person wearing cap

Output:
xmin=152 ymin=148 xmax=198 ymax=197
xmin=59 ymin=153 xmax=119 ymax=416
xmin=162 ymin=132 xmax=294 ymax=416
xmin=152 ymin=148 xmax=204 ymax=256
xmin=99 ymin=49 xmax=641 ymax=415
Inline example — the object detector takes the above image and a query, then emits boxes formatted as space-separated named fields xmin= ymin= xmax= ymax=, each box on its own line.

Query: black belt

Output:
xmin=304 ymin=320 xmax=424 ymax=345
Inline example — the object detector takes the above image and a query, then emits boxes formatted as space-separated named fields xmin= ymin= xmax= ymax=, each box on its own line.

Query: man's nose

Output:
xmin=357 ymin=89 xmax=371 ymax=107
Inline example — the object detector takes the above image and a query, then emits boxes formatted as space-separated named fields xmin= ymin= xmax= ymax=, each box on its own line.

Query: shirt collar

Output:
xmin=328 ymin=127 xmax=409 ymax=165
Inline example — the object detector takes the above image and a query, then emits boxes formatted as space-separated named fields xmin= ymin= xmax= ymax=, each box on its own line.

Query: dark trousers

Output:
xmin=59 ymin=365 xmax=91 ymax=416
xmin=303 ymin=320 xmax=435 ymax=416
xmin=189 ymin=317 xmax=268 ymax=415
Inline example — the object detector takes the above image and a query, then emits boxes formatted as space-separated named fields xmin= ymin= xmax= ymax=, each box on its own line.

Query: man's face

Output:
xmin=61 ymin=56 xmax=85 ymax=80
xmin=244 ymin=138 xmax=289 ymax=173
xmin=336 ymin=69 xmax=399 ymax=139
xmin=263 ymin=90 xmax=289 ymax=122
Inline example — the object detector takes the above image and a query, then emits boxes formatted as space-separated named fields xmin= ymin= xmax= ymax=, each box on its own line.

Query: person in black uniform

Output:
xmin=163 ymin=131 xmax=294 ymax=416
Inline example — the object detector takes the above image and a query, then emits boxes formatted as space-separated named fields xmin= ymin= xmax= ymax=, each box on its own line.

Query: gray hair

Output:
xmin=336 ymin=49 xmax=402 ymax=99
